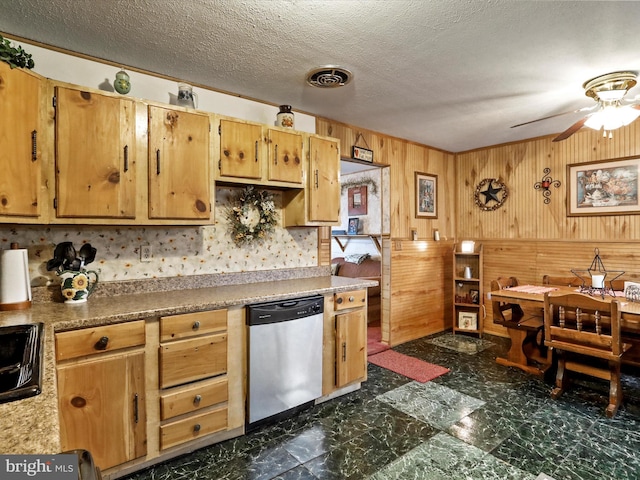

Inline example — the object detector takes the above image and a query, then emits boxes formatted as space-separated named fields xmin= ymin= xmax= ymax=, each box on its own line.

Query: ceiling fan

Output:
xmin=512 ymin=71 xmax=640 ymax=142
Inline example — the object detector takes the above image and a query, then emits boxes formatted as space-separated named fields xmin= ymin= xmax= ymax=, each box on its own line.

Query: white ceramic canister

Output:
xmin=276 ymin=105 xmax=295 ymax=128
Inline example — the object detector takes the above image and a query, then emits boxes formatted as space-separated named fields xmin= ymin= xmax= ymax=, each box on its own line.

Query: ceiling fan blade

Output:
xmin=552 ymin=116 xmax=589 ymax=142
xmin=511 ymin=105 xmax=596 ymax=128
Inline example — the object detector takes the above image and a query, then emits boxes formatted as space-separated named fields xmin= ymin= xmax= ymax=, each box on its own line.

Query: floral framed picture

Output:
xmin=567 ymin=156 xmax=640 ymax=216
xmin=415 ymin=172 xmax=438 ymax=218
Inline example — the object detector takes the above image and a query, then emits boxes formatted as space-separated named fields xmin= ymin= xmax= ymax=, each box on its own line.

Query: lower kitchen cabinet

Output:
xmin=335 ymin=309 xmax=367 ymax=388
xmin=157 ymin=309 xmax=232 ymax=451
xmin=55 ymin=321 xmax=147 ymax=471
xmin=53 ymin=309 xmax=246 ymax=477
xmin=323 ymin=290 xmax=368 ymax=395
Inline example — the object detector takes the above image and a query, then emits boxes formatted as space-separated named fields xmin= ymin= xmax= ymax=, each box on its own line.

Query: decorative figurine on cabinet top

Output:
xmin=113 ymin=69 xmax=131 ymax=94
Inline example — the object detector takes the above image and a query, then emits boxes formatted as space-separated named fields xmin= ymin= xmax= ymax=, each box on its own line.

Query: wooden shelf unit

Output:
xmin=452 ymin=243 xmax=483 ymax=337
xmin=332 ymin=234 xmax=381 ymax=255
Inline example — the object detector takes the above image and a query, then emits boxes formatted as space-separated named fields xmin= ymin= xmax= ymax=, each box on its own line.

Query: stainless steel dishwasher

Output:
xmin=246 ymin=295 xmax=324 ymax=429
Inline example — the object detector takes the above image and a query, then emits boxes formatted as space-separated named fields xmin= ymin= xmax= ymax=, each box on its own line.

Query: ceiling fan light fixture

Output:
xmin=596 ymin=89 xmax=627 ymax=102
xmin=584 ymin=104 xmax=640 ymax=131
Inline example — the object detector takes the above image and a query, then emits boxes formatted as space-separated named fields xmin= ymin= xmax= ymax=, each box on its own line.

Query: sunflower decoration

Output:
xmin=227 ymin=186 xmax=279 ymax=246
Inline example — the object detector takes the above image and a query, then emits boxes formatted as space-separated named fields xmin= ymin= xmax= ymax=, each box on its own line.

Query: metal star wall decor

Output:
xmin=533 ymin=168 xmax=561 ymax=204
xmin=474 ymin=178 xmax=509 ymax=211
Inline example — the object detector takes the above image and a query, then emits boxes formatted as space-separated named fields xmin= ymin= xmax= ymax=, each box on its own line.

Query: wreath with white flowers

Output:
xmin=227 ymin=186 xmax=279 ymax=246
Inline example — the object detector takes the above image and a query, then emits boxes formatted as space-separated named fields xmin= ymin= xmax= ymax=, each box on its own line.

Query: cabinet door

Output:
xmin=335 ymin=309 xmax=366 ymax=388
xmin=55 ymin=86 xmax=136 ymax=218
xmin=0 ymin=62 xmax=41 ymax=218
xmin=148 ymin=106 xmax=211 ymax=219
xmin=267 ymin=129 xmax=303 ymax=184
xmin=308 ymin=136 xmax=340 ymax=222
xmin=57 ymin=350 xmax=146 ymax=470
xmin=219 ymin=119 xmax=262 ymax=179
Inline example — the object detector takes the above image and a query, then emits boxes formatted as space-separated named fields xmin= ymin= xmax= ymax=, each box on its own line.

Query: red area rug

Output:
xmin=368 ymin=325 xmax=391 ymax=356
xmin=368 ymin=350 xmax=450 ymax=383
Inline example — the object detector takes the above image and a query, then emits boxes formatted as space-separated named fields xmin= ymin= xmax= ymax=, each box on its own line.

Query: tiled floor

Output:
xmin=123 ymin=332 xmax=640 ymax=480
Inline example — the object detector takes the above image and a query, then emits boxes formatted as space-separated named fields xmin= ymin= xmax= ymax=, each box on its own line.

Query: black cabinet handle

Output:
xmin=124 ymin=145 xmax=129 ymax=172
xmin=94 ymin=336 xmax=109 ymax=350
xmin=156 ymin=149 xmax=161 ymax=175
xmin=31 ymin=130 xmax=37 ymax=162
xmin=192 ymin=321 xmax=200 ymax=330
xmin=193 ymin=394 xmax=202 ymax=406
xmin=134 ymin=393 xmax=139 ymax=423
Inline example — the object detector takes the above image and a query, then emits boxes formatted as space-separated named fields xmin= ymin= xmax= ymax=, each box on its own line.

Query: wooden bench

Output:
xmin=491 ymin=277 xmax=551 ymax=377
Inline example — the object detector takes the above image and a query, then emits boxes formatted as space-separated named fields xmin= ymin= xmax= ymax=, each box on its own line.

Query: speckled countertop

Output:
xmin=0 ymin=271 xmax=376 ymax=455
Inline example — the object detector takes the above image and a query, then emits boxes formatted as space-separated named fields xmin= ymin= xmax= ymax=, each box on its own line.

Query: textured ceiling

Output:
xmin=3 ymin=0 xmax=640 ymax=152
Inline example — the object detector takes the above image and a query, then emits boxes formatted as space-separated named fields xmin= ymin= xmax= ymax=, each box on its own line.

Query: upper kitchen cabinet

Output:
xmin=283 ymin=135 xmax=340 ymax=226
xmin=218 ymin=118 xmax=262 ymax=180
xmin=53 ymin=85 xmax=138 ymax=220
xmin=148 ymin=105 xmax=211 ymax=220
xmin=0 ymin=62 xmax=45 ymax=222
xmin=216 ymin=117 xmax=304 ymax=188
xmin=266 ymin=129 xmax=303 ymax=184
xmin=51 ymin=83 xmax=213 ymax=225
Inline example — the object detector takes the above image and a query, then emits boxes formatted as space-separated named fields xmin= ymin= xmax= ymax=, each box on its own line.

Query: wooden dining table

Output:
xmin=488 ymin=284 xmax=640 ymax=376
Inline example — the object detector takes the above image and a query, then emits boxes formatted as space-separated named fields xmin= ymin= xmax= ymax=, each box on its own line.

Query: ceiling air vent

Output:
xmin=306 ymin=66 xmax=353 ymax=88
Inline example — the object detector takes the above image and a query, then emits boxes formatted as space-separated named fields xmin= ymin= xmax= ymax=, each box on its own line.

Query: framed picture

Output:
xmin=567 ymin=156 xmax=640 ymax=216
xmin=469 ymin=289 xmax=480 ymax=304
xmin=347 ymin=217 xmax=359 ymax=235
xmin=415 ymin=172 xmax=438 ymax=218
xmin=458 ymin=311 xmax=478 ymax=330
xmin=348 ymin=186 xmax=368 ymax=215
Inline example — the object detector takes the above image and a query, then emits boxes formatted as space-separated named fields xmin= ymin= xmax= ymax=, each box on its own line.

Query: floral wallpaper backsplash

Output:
xmin=0 ymin=188 xmax=317 ymax=286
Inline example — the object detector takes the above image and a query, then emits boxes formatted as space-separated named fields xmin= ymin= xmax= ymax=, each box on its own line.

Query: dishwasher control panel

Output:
xmin=247 ymin=295 xmax=324 ymax=325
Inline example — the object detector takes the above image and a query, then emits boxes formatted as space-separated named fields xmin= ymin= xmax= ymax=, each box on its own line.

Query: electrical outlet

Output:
xmin=140 ymin=245 xmax=152 ymax=262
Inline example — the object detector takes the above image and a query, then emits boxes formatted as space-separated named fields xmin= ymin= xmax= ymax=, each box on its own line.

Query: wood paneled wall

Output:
xmin=319 ymin=116 xmax=640 ymax=347
xmin=316 ymin=118 xmax=455 ymax=241
xmin=456 ymin=124 xmax=640 ymax=241
xmin=458 ymin=124 xmax=640 ymax=337
xmin=317 ymin=117 xmax=457 ymax=346
xmin=385 ymin=240 xmax=453 ymax=346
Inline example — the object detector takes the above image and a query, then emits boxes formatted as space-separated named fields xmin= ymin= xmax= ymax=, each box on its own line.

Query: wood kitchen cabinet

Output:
xmin=158 ymin=309 xmax=231 ymax=450
xmin=55 ymin=321 xmax=147 ymax=471
xmin=148 ymin=105 xmax=211 ymax=220
xmin=322 ymin=290 xmax=367 ymax=395
xmin=267 ymin=128 xmax=304 ymax=184
xmin=283 ymin=135 xmax=340 ymax=226
xmin=0 ymin=62 xmax=45 ymax=222
xmin=216 ymin=117 xmax=304 ymax=187
xmin=52 ymin=83 xmax=214 ymax=224
xmin=54 ymin=85 xmax=138 ymax=219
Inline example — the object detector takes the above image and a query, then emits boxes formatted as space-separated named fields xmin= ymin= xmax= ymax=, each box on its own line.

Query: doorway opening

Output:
xmin=332 ymin=159 xmax=389 ymax=349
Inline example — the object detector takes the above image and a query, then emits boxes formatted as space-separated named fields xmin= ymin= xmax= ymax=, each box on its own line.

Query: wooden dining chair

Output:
xmin=490 ymin=276 xmax=525 ymax=325
xmin=491 ymin=277 xmax=551 ymax=376
xmin=543 ymin=292 xmax=631 ymax=418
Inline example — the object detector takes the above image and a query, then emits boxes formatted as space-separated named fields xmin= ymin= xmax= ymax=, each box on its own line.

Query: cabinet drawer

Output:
xmin=160 ymin=376 xmax=228 ymax=420
xmin=334 ymin=290 xmax=366 ymax=311
xmin=159 ymin=333 xmax=227 ymax=388
xmin=56 ymin=320 xmax=146 ymax=361
xmin=160 ymin=309 xmax=227 ymax=342
xmin=160 ymin=406 xmax=228 ymax=450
